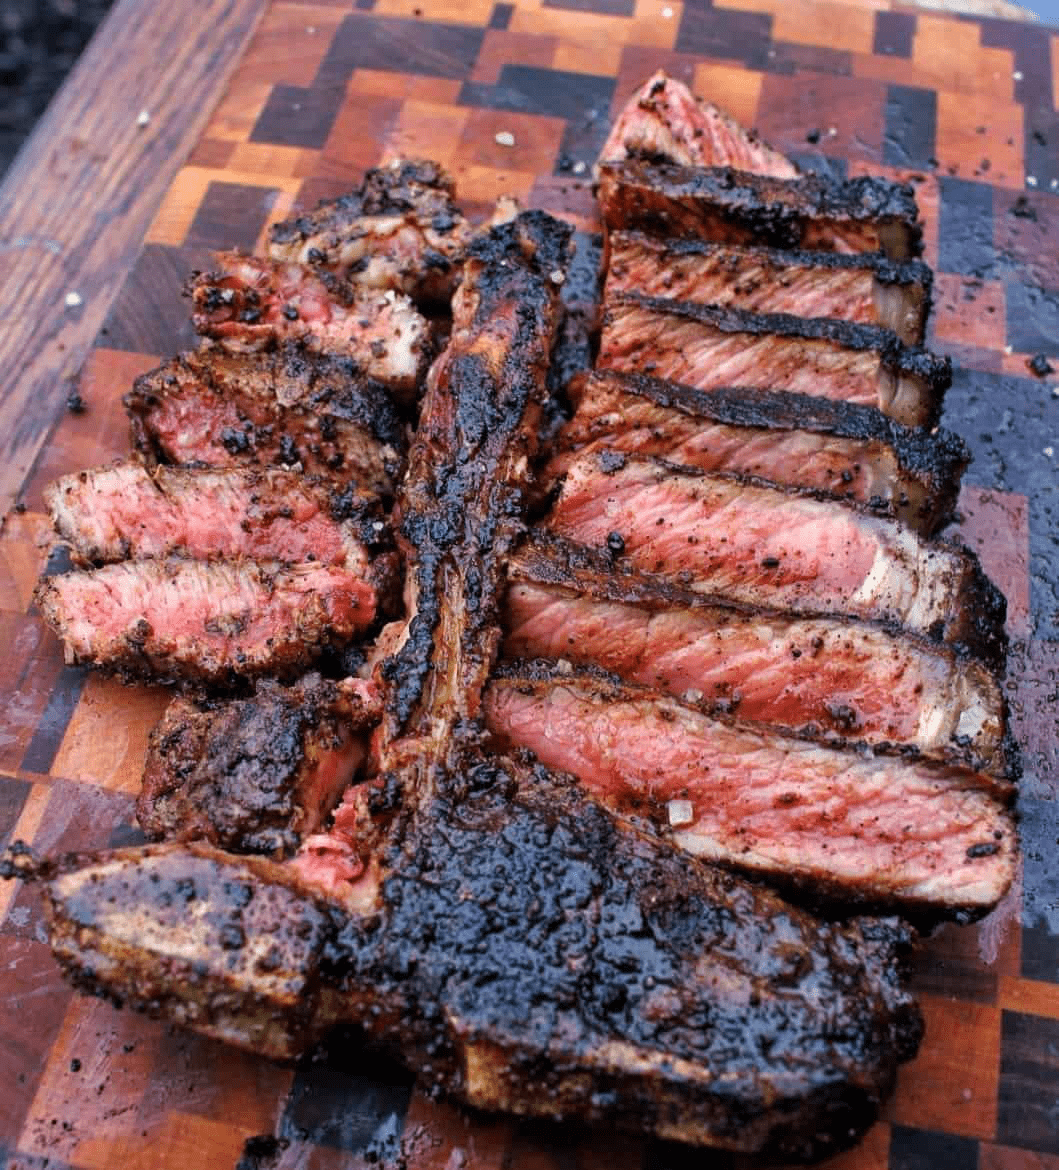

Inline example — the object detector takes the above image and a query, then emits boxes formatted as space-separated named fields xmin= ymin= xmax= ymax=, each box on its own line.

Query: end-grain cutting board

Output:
xmin=1 ymin=1 xmax=1058 ymax=1167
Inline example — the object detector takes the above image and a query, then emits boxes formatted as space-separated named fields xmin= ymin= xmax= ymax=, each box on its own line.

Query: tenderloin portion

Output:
xmin=598 ymin=160 xmax=922 ymax=260
xmin=485 ymin=667 xmax=1016 ymax=919
xmin=546 ymin=454 xmax=1005 ymax=665
xmin=138 ymin=674 xmax=382 ymax=857
xmin=125 ymin=345 xmax=405 ymax=496
xmin=268 ymin=158 xmax=472 ymax=306
xmin=45 ymin=462 xmax=382 ymax=570
xmin=548 ymin=371 xmax=966 ymax=535
xmin=597 ymin=69 xmax=799 ymax=178
xmin=503 ymin=536 xmax=1011 ymax=777
xmin=606 ymin=233 xmax=932 ymax=345
xmin=34 ymin=558 xmax=381 ymax=684
xmin=190 ymin=253 xmax=431 ymax=396
xmin=600 ymin=295 xmax=950 ymax=428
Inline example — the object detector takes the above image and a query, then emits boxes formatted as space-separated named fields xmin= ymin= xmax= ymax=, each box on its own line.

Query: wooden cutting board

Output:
xmin=1 ymin=1 xmax=1057 ymax=1167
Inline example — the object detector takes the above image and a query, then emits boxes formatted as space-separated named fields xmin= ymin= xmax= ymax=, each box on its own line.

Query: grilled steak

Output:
xmin=598 ymin=159 xmax=922 ymax=260
xmin=547 ymin=371 xmax=966 ymax=535
xmin=606 ymin=232 xmax=932 ymax=345
xmin=268 ymin=158 xmax=472 ymax=306
xmin=189 ymin=252 xmax=432 ymax=396
xmin=20 ymin=212 xmax=924 ymax=1161
xmin=34 ymin=557 xmax=384 ymax=685
xmin=503 ymin=535 xmax=1011 ymax=777
xmin=484 ymin=664 xmax=1016 ymax=919
xmin=597 ymin=69 xmax=799 ymax=178
xmin=137 ymin=674 xmax=382 ymax=857
xmin=546 ymin=454 xmax=1005 ymax=665
xmin=125 ymin=345 xmax=405 ymax=496
xmin=599 ymin=294 xmax=950 ymax=428
xmin=45 ymin=462 xmax=384 ymax=570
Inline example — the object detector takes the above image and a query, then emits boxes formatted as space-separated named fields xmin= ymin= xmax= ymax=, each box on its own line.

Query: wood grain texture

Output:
xmin=0 ymin=0 xmax=266 ymax=514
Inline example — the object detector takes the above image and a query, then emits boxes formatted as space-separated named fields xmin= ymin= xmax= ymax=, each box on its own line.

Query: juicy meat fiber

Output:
xmin=485 ymin=667 xmax=1016 ymax=919
xmin=599 ymin=294 xmax=950 ymax=429
xmin=503 ymin=537 xmax=1011 ymax=777
xmin=190 ymin=252 xmax=431 ymax=395
xmin=546 ymin=454 xmax=1005 ymax=665
xmin=268 ymin=158 xmax=472 ymax=305
xmin=597 ymin=70 xmax=799 ymax=179
xmin=35 ymin=558 xmax=380 ymax=684
xmin=549 ymin=370 xmax=966 ymax=535
xmin=606 ymin=232 xmax=932 ymax=345
xmin=598 ymin=159 xmax=922 ymax=260
xmin=125 ymin=345 xmax=405 ymax=496
xmin=45 ymin=461 xmax=380 ymax=571
xmin=138 ymin=674 xmax=381 ymax=857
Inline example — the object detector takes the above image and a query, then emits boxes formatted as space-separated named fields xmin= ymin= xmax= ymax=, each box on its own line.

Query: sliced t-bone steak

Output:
xmin=125 ymin=345 xmax=405 ymax=496
xmin=34 ymin=558 xmax=383 ymax=685
xmin=138 ymin=674 xmax=382 ymax=857
xmin=547 ymin=370 xmax=967 ymax=535
xmin=503 ymin=535 xmax=1012 ymax=777
xmin=606 ymin=232 xmax=933 ymax=345
xmin=485 ymin=664 xmax=1016 ymax=920
xmin=45 ymin=462 xmax=386 ymax=570
xmin=597 ymin=69 xmax=799 ymax=178
xmin=268 ymin=158 xmax=471 ymax=306
xmin=599 ymin=294 xmax=950 ymax=429
xmin=189 ymin=252 xmax=431 ymax=396
xmin=598 ymin=159 xmax=922 ymax=260
xmin=545 ymin=454 xmax=1006 ymax=666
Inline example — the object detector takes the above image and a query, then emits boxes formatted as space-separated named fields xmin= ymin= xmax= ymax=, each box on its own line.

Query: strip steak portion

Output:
xmin=606 ymin=232 xmax=932 ymax=344
xmin=546 ymin=454 xmax=1005 ymax=665
xmin=598 ymin=159 xmax=922 ymax=259
xmin=125 ymin=345 xmax=405 ymax=496
xmin=485 ymin=666 xmax=1016 ymax=919
xmin=503 ymin=537 xmax=1011 ymax=777
xmin=548 ymin=370 xmax=966 ymax=535
xmin=600 ymin=294 xmax=950 ymax=428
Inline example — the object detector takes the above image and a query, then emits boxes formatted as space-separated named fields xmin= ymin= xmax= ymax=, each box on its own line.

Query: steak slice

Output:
xmin=606 ymin=232 xmax=932 ymax=345
xmin=599 ymin=294 xmax=950 ymax=428
xmin=137 ymin=674 xmax=382 ymax=857
xmin=546 ymin=454 xmax=1006 ymax=665
xmin=548 ymin=370 xmax=967 ymax=535
xmin=598 ymin=159 xmax=922 ymax=260
xmin=503 ymin=536 xmax=1012 ymax=777
xmin=597 ymin=69 xmax=799 ymax=179
xmin=125 ymin=345 xmax=405 ymax=496
xmin=34 ymin=558 xmax=382 ymax=685
xmin=485 ymin=666 xmax=1016 ymax=920
xmin=268 ymin=158 xmax=472 ymax=306
xmin=45 ymin=462 xmax=384 ymax=570
xmin=189 ymin=253 xmax=431 ymax=396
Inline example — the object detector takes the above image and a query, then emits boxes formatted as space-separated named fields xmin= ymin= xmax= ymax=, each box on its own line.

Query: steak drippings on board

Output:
xmin=546 ymin=370 xmax=967 ymax=534
xmin=23 ymin=211 xmax=925 ymax=1163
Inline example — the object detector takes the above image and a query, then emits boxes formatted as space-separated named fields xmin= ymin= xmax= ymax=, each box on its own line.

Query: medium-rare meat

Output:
xmin=34 ymin=557 xmax=384 ymax=685
xmin=548 ymin=370 xmax=966 ymax=535
xmin=599 ymin=294 xmax=950 ymax=428
xmin=18 ymin=213 xmax=923 ymax=1160
xmin=606 ymin=232 xmax=932 ymax=345
xmin=503 ymin=535 xmax=1011 ymax=777
xmin=189 ymin=252 xmax=431 ymax=396
xmin=598 ymin=159 xmax=922 ymax=259
xmin=137 ymin=674 xmax=382 ymax=857
xmin=125 ymin=344 xmax=405 ymax=496
xmin=485 ymin=664 xmax=1016 ymax=919
xmin=546 ymin=453 xmax=1005 ymax=665
xmin=45 ymin=462 xmax=385 ymax=570
xmin=268 ymin=158 xmax=472 ymax=306
xmin=597 ymin=69 xmax=799 ymax=178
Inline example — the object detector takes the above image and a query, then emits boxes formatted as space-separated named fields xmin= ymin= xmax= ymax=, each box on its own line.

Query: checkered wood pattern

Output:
xmin=1 ymin=1 xmax=1057 ymax=1166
